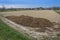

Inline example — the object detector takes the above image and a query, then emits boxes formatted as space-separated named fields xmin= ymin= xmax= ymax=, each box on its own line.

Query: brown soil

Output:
xmin=6 ymin=15 xmax=60 ymax=32
xmin=6 ymin=15 xmax=53 ymax=28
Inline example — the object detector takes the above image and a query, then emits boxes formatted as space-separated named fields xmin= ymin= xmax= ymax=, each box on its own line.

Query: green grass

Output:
xmin=55 ymin=10 xmax=60 ymax=14
xmin=42 ymin=35 xmax=60 ymax=40
xmin=0 ymin=20 xmax=31 ymax=40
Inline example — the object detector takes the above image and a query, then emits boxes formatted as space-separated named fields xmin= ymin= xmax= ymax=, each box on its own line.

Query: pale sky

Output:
xmin=0 ymin=0 xmax=60 ymax=8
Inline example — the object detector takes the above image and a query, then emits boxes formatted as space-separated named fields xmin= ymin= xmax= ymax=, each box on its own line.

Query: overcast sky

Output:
xmin=0 ymin=0 xmax=60 ymax=8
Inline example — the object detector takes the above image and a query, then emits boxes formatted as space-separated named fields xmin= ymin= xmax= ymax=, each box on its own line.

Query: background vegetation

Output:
xmin=0 ymin=6 xmax=60 ymax=12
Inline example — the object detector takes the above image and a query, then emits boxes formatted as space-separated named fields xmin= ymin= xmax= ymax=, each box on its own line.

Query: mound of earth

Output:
xmin=6 ymin=15 xmax=53 ymax=28
xmin=6 ymin=15 xmax=60 ymax=32
xmin=6 ymin=15 xmax=53 ymax=27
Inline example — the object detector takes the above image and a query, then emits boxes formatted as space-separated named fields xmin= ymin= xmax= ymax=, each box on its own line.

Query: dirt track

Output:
xmin=1 ymin=10 xmax=60 ymax=23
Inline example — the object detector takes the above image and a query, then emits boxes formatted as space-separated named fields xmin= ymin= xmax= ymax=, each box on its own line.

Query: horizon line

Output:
xmin=0 ymin=4 xmax=60 ymax=8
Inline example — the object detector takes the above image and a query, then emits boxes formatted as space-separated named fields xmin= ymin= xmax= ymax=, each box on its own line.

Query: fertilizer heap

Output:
xmin=6 ymin=15 xmax=60 ymax=33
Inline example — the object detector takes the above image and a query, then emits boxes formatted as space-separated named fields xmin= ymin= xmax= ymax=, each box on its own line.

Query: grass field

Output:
xmin=0 ymin=20 xmax=31 ymax=40
xmin=55 ymin=10 xmax=60 ymax=14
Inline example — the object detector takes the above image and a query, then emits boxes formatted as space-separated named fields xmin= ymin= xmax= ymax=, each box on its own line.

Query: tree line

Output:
xmin=0 ymin=6 xmax=60 ymax=12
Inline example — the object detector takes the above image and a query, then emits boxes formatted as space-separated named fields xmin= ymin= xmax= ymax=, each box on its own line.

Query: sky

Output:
xmin=0 ymin=0 xmax=60 ymax=8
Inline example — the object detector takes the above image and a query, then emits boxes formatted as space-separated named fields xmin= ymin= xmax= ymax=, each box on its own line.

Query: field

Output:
xmin=0 ymin=10 xmax=60 ymax=40
xmin=1 ymin=10 xmax=60 ymax=23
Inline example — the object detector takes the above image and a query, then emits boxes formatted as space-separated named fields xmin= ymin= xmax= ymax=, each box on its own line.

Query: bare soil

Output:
xmin=6 ymin=15 xmax=60 ymax=32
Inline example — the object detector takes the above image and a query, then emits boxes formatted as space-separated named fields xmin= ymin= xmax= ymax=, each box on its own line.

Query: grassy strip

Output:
xmin=54 ymin=10 xmax=60 ymax=15
xmin=0 ymin=20 xmax=31 ymax=40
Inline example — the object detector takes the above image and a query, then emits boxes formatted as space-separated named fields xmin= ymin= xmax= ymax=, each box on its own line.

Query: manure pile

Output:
xmin=6 ymin=15 xmax=53 ymax=27
xmin=6 ymin=15 xmax=60 ymax=32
